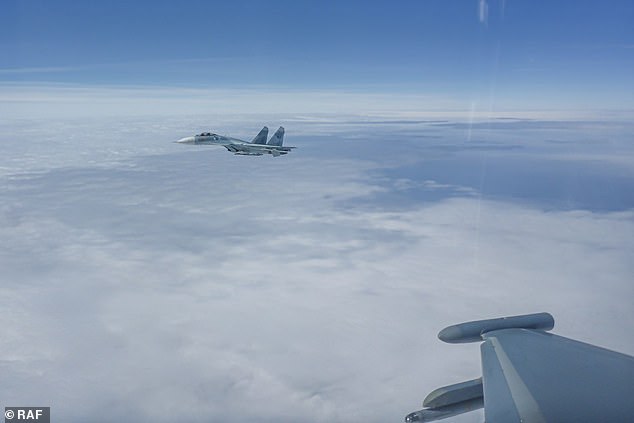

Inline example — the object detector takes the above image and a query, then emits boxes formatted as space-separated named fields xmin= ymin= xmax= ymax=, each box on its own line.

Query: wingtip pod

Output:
xmin=438 ymin=312 xmax=554 ymax=344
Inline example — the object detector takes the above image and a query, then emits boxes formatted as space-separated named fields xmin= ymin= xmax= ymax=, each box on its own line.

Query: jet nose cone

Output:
xmin=176 ymin=136 xmax=195 ymax=144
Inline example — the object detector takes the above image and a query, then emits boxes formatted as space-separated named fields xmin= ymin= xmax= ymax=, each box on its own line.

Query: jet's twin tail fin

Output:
xmin=252 ymin=126 xmax=269 ymax=144
xmin=267 ymin=126 xmax=284 ymax=146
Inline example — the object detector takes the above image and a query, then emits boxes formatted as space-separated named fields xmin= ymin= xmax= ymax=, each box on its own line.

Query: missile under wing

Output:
xmin=405 ymin=312 xmax=634 ymax=422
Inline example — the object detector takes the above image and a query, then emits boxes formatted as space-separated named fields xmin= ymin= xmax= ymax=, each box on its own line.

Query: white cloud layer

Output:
xmin=1 ymin=115 xmax=632 ymax=422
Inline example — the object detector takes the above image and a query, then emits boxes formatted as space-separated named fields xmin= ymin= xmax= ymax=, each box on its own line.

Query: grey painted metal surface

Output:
xmin=438 ymin=312 xmax=554 ymax=343
xmin=176 ymin=126 xmax=294 ymax=157
xmin=405 ymin=398 xmax=483 ymax=422
xmin=267 ymin=126 xmax=285 ymax=146
xmin=423 ymin=378 xmax=482 ymax=408
xmin=406 ymin=313 xmax=634 ymax=422
xmin=251 ymin=126 xmax=268 ymax=144
xmin=482 ymin=328 xmax=634 ymax=422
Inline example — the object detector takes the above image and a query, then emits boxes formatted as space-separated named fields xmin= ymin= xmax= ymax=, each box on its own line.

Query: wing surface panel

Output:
xmin=482 ymin=328 xmax=634 ymax=422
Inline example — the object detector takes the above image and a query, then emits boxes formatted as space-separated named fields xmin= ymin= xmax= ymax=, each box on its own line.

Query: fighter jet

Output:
xmin=176 ymin=126 xmax=295 ymax=157
xmin=405 ymin=312 xmax=634 ymax=422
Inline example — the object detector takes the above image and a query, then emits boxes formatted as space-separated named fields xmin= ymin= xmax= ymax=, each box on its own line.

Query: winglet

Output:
xmin=438 ymin=312 xmax=554 ymax=344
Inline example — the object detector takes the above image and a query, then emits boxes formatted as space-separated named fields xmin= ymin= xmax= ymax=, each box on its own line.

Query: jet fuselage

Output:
xmin=176 ymin=127 xmax=294 ymax=157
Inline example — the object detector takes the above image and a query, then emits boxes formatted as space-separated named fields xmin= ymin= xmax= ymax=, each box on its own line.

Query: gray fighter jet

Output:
xmin=176 ymin=126 xmax=295 ymax=157
xmin=405 ymin=312 xmax=634 ymax=422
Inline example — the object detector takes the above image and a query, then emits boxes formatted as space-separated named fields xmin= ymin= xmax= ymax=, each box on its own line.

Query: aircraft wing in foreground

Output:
xmin=405 ymin=312 xmax=634 ymax=422
xmin=176 ymin=126 xmax=295 ymax=157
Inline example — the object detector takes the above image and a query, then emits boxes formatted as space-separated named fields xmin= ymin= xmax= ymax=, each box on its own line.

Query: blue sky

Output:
xmin=2 ymin=0 xmax=633 ymax=110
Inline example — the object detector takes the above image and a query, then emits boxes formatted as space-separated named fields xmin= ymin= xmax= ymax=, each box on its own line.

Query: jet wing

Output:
xmin=406 ymin=313 xmax=634 ymax=423
xmin=481 ymin=327 xmax=634 ymax=422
